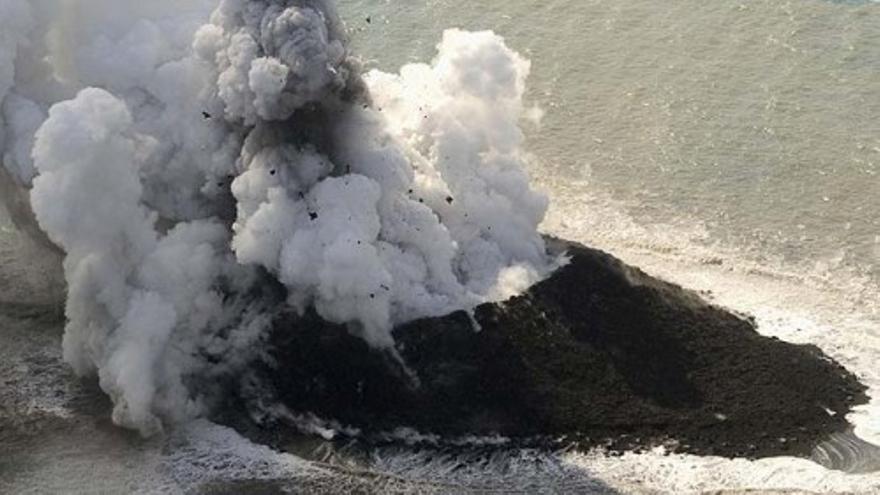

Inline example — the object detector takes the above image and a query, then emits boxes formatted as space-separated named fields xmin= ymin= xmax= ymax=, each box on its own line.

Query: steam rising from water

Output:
xmin=0 ymin=0 xmax=552 ymax=435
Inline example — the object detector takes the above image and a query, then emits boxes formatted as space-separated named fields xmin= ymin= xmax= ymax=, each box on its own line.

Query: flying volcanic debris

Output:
xmin=0 ymin=0 xmax=554 ymax=436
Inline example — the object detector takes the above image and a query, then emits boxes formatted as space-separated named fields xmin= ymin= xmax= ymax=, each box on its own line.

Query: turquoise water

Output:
xmin=339 ymin=0 xmax=880 ymax=283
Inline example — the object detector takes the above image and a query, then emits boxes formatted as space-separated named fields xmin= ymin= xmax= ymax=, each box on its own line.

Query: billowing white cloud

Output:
xmin=0 ymin=0 xmax=555 ymax=436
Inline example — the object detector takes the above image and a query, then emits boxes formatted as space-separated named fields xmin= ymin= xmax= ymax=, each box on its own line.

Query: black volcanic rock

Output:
xmin=226 ymin=239 xmax=867 ymax=459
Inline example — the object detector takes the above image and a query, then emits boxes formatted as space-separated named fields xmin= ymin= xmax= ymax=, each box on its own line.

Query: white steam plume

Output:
xmin=0 ymin=0 xmax=554 ymax=435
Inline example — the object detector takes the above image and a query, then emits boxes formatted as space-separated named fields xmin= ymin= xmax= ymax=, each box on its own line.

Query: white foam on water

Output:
xmin=540 ymin=177 xmax=880 ymax=493
xmin=1 ymin=1 xmax=879 ymax=493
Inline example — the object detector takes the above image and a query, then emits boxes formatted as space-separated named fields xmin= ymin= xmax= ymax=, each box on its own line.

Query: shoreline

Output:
xmin=223 ymin=238 xmax=869 ymax=461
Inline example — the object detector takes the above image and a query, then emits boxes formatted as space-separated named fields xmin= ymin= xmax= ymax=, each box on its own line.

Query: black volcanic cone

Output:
xmin=222 ymin=239 xmax=867 ymax=459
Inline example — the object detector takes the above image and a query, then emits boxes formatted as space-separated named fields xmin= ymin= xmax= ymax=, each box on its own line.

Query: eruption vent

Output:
xmin=0 ymin=0 xmax=553 ymax=435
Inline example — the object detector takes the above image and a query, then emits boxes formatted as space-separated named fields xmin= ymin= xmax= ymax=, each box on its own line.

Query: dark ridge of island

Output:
xmin=218 ymin=238 xmax=868 ymax=460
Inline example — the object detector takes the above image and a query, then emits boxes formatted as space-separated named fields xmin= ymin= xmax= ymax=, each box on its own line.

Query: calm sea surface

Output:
xmin=2 ymin=1 xmax=880 ymax=492
xmin=339 ymin=0 xmax=880 ymax=284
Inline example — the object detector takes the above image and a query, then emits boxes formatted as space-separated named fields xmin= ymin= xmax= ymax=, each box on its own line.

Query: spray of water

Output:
xmin=0 ymin=0 xmax=553 ymax=436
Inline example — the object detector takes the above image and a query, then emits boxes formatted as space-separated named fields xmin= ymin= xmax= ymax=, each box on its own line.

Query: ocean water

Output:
xmin=2 ymin=0 xmax=880 ymax=493
xmin=340 ymin=0 xmax=880 ymax=286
